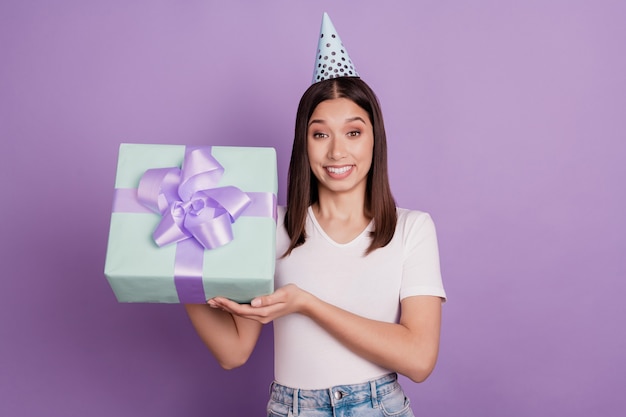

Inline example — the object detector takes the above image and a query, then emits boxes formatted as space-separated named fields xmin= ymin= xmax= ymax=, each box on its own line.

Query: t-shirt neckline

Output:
xmin=307 ymin=206 xmax=374 ymax=247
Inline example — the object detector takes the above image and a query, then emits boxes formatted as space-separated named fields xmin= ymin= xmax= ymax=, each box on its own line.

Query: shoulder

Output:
xmin=277 ymin=205 xmax=287 ymax=223
xmin=393 ymin=207 xmax=438 ymax=246
xmin=276 ymin=205 xmax=289 ymax=233
xmin=395 ymin=207 xmax=436 ymax=231
xmin=275 ymin=205 xmax=290 ymax=255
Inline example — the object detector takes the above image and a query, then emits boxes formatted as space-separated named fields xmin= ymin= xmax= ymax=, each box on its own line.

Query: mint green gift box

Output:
xmin=104 ymin=143 xmax=277 ymax=303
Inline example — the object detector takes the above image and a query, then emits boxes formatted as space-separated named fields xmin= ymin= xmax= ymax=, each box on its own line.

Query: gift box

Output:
xmin=104 ymin=143 xmax=277 ymax=303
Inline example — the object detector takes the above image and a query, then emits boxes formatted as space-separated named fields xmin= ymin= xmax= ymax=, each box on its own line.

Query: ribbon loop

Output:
xmin=137 ymin=167 xmax=181 ymax=214
xmin=137 ymin=148 xmax=251 ymax=250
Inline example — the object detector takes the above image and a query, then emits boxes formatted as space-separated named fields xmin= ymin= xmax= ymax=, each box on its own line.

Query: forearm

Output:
xmin=184 ymin=304 xmax=262 ymax=370
xmin=207 ymin=287 xmax=442 ymax=381
xmin=301 ymin=294 xmax=442 ymax=382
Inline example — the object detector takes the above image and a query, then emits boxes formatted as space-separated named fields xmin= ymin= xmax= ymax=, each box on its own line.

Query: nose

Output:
xmin=328 ymin=137 xmax=347 ymax=160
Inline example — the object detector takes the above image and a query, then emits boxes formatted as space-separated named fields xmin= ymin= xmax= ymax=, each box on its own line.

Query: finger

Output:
xmin=210 ymin=296 xmax=280 ymax=323
xmin=251 ymin=292 xmax=280 ymax=308
xmin=251 ymin=296 xmax=273 ymax=308
xmin=210 ymin=297 xmax=246 ymax=310
xmin=219 ymin=300 xmax=264 ymax=317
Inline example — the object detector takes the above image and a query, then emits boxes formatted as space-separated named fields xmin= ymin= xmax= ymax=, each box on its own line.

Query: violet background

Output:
xmin=1 ymin=1 xmax=625 ymax=416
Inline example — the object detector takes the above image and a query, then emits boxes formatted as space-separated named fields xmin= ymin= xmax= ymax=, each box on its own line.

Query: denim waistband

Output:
xmin=269 ymin=373 xmax=399 ymax=410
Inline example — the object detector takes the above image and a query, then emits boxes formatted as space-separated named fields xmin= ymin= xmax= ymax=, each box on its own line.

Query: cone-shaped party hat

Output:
xmin=312 ymin=12 xmax=359 ymax=84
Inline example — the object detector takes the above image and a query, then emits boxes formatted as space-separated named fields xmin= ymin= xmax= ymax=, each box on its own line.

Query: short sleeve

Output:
xmin=399 ymin=210 xmax=447 ymax=301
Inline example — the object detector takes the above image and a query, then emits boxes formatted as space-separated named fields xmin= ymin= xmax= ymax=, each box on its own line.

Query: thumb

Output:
xmin=251 ymin=291 xmax=278 ymax=307
xmin=251 ymin=296 xmax=266 ymax=307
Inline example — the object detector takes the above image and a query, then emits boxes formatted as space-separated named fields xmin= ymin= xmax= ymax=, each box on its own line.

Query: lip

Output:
xmin=324 ymin=165 xmax=354 ymax=178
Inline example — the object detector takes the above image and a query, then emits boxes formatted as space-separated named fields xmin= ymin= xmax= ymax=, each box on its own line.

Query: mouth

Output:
xmin=325 ymin=165 xmax=353 ymax=176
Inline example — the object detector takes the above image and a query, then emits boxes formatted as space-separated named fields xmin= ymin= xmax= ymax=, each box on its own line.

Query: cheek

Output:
xmin=307 ymin=141 xmax=325 ymax=164
xmin=356 ymin=139 xmax=374 ymax=162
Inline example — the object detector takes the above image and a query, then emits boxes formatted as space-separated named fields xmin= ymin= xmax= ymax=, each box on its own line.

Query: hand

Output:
xmin=207 ymin=284 xmax=311 ymax=324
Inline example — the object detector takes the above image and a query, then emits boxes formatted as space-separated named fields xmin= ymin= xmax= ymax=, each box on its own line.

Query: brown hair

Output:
xmin=283 ymin=77 xmax=397 ymax=256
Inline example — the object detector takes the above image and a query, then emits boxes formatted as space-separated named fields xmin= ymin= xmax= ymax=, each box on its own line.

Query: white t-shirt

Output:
xmin=273 ymin=206 xmax=446 ymax=389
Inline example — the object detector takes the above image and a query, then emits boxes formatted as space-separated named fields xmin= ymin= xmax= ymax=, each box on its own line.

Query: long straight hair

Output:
xmin=284 ymin=77 xmax=397 ymax=256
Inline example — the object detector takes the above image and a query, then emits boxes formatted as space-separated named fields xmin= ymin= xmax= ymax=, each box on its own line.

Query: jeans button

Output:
xmin=334 ymin=390 xmax=343 ymax=400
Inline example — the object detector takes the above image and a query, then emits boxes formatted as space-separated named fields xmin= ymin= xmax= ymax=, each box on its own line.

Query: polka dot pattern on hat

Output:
xmin=312 ymin=13 xmax=359 ymax=84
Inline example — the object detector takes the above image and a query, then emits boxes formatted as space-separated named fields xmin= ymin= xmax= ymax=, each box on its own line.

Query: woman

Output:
xmin=185 ymin=76 xmax=446 ymax=417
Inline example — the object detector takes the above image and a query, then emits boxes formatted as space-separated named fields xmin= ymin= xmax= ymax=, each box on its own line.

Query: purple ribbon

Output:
xmin=112 ymin=146 xmax=276 ymax=303
xmin=137 ymin=147 xmax=252 ymax=250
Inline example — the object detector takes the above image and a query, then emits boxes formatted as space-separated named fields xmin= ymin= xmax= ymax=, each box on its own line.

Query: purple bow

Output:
xmin=136 ymin=147 xmax=251 ymax=250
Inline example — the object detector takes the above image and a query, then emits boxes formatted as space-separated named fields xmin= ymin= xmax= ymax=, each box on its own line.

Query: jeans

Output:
xmin=267 ymin=373 xmax=415 ymax=417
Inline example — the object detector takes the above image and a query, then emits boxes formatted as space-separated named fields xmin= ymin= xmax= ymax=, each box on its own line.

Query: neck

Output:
xmin=314 ymin=188 xmax=369 ymax=221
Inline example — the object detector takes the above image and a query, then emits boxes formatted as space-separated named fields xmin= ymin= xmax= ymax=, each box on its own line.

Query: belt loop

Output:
xmin=370 ymin=380 xmax=379 ymax=408
xmin=292 ymin=388 xmax=299 ymax=416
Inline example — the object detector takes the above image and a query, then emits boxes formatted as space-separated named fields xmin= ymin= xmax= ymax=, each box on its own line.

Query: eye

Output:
xmin=347 ymin=130 xmax=361 ymax=137
xmin=311 ymin=132 xmax=329 ymax=139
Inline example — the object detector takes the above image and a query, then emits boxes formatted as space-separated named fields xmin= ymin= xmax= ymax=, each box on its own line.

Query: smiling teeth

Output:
xmin=327 ymin=166 xmax=352 ymax=174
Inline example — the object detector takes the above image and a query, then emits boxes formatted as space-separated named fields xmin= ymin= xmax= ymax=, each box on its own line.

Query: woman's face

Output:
xmin=306 ymin=97 xmax=374 ymax=198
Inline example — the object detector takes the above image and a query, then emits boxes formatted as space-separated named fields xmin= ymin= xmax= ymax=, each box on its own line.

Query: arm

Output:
xmin=211 ymin=287 xmax=442 ymax=382
xmin=301 ymin=293 xmax=442 ymax=383
xmin=184 ymin=303 xmax=263 ymax=370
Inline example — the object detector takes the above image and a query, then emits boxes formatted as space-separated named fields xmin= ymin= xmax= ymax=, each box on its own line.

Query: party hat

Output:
xmin=312 ymin=12 xmax=359 ymax=83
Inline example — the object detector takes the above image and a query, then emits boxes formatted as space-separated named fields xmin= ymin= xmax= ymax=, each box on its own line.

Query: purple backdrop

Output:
xmin=1 ymin=1 xmax=625 ymax=416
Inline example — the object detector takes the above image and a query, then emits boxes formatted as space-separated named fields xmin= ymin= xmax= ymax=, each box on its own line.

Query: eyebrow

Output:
xmin=308 ymin=116 xmax=368 ymax=127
